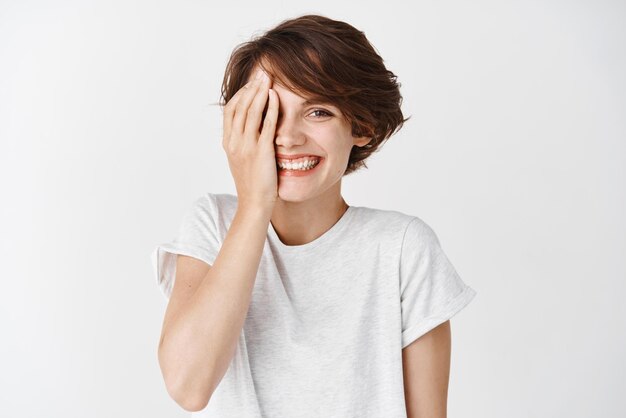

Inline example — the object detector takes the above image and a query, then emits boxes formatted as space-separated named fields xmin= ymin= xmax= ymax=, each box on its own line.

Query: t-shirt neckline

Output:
xmin=267 ymin=205 xmax=356 ymax=253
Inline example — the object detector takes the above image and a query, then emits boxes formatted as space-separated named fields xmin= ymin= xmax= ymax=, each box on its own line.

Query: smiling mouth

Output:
xmin=276 ymin=156 xmax=322 ymax=171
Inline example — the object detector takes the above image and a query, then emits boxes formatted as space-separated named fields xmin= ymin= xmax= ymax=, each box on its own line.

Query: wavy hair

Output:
xmin=218 ymin=14 xmax=410 ymax=175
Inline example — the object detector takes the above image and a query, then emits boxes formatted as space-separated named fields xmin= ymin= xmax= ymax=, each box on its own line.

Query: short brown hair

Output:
xmin=219 ymin=14 xmax=410 ymax=175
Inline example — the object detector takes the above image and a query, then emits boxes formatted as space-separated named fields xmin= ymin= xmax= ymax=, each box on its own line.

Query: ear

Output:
xmin=353 ymin=136 xmax=371 ymax=147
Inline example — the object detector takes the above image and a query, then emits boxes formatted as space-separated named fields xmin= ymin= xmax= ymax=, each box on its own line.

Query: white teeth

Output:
xmin=277 ymin=158 xmax=320 ymax=171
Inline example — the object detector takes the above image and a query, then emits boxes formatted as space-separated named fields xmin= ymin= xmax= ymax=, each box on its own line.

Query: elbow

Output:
xmin=163 ymin=370 xmax=213 ymax=412
xmin=168 ymin=385 xmax=211 ymax=412
xmin=158 ymin=345 xmax=213 ymax=412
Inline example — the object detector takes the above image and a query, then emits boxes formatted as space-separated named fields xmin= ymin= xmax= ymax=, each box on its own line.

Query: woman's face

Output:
xmin=251 ymin=70 xmax=369 ymax=203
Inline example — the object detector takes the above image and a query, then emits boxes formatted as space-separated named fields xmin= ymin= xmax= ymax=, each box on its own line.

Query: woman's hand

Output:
xmin=222 ymin=69 xmax=279 ymax=211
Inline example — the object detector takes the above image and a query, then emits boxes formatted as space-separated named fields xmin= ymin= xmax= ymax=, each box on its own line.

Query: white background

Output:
xmin=1 ymin=0 xmax=624 ymax=417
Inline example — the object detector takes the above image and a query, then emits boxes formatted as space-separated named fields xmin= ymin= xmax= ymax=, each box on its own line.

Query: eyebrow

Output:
xmin=301 ymin=99 xmax=334 ymax=108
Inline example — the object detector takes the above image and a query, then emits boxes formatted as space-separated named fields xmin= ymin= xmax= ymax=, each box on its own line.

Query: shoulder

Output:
xmin=187 ymin=192 xmax=238 ymax=217
xmin=353 ymin=204 xmax=429 ymax=238
xmin=353 ymin=204 xmax=445 ymax=257
xmin=401 ymin=215 xmax=441 ymax=249
xmin=175 ymin=192 xmax=239 ymax=237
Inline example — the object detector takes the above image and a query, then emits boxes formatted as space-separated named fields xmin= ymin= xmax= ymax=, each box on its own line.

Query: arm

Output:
xmin=402 ymin=320 xmax=452 ymax=418
xmin=158 ymin=67 xmax=278 ymax=412
xmin=157 ymin=204 xmax=273 ymax=412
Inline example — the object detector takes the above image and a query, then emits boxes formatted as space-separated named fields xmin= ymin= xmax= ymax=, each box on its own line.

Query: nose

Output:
xmin=273 ymin=114 xmax=306 ymax=148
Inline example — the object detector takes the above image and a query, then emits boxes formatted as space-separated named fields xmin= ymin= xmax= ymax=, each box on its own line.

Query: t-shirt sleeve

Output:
xmin=150 ymin=194 xmax=221 ymax=301
xmin=399 ymin=217 xmax=477 ymax=349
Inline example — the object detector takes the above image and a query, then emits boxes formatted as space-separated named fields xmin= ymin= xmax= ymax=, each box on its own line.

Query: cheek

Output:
xmin=312 ymin=127 xmax=354 ymax=160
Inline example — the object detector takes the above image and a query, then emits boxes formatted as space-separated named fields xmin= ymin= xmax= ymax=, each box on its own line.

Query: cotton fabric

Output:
xmin=151 ymin=192 xmax=477 ymax=417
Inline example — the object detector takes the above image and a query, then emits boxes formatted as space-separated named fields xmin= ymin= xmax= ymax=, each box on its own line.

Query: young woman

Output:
xmin=152 ymin=14 xmax=477 ymax=418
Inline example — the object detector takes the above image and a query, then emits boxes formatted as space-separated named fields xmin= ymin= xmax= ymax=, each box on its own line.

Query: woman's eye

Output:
xmin=310 ymin=109 xmax=332 ymax=118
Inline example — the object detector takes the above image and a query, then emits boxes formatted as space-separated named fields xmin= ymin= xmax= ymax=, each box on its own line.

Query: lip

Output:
xmin=275 ymin=153 xmax=322 ymax=160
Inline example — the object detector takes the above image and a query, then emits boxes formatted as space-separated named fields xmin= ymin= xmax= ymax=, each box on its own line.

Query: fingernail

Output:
xmin=255 ymin=70 xmax=264 ymax=80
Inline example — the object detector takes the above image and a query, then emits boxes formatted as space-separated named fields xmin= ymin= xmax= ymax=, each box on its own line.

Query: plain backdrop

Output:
xmin=1 ymin=0 xmax=624 ymax=417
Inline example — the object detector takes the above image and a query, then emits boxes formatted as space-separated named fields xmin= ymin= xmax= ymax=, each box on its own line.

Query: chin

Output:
xmin=277 ymin=187 xmax=314 ymax=203
xmin=277 ymin=193 xmax=308 ymax=203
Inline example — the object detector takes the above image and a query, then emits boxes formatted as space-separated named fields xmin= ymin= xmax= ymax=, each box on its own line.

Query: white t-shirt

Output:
xmin=151 ymin=192 xmax=477 ymax=417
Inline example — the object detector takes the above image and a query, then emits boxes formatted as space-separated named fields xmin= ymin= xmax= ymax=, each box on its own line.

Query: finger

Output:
xmin=244 ymin=76 xmax=271 ymax=143
xmin=230 ymin=77 xmax=265 ymax=141
xmin=222 ymin=78 xmax=259 ymax=146
xmin=259 ymin=88 xmax=279 ymax=147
